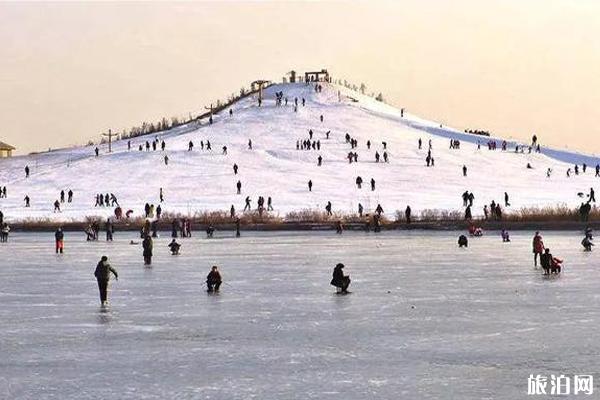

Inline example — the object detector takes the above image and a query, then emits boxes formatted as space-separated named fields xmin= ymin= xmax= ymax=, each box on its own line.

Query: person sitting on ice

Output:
xmin=582 ymin=236 xmax=594 ymax=251
xmin=168 ymin=239 xmax=181 ymax=255
xmin=468 ymin=225 xmax=483 ymax=237
xmin=501 ymin=229 xmax=510 ymax=242
xmin=550 ymin=255 xmax=563 ymax=274
xmin=330 ymin=263 xmax=351 ymax=293
xmin=458 ymin=235 xmax=468 ymax=248
xmin=206 ymin=266 xmax=222 ymax=293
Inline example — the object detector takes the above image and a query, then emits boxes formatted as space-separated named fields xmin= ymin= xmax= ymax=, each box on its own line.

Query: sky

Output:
xmin=1 ymin=0 xmax=599 ymax=155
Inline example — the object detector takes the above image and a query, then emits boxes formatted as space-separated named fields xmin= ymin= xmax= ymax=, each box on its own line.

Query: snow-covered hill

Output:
xmin=0 ymin=82 xmax=598 ymax=223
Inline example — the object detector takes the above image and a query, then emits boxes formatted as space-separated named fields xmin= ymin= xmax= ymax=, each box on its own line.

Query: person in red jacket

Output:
xmin=532 ymin=231 xmax=545 ymax=267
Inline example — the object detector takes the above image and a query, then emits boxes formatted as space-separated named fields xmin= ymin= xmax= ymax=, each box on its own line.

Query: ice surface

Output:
xmin=0 ymin=82 xmax=599 ymax=223
xmin=0 ymin=230 xmax=598 ymax=399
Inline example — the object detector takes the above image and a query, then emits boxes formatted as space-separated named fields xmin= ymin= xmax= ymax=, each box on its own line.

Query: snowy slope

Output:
xmin=0 ymin=82 xmax=598 ymax=223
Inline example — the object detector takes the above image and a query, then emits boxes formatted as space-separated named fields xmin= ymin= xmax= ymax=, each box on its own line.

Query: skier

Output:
xmin=94 ymin=256 xmax=118 ymax=306
xmin=206 ymin=266 xmax=222 ymax=293
xmin=142 ymin=235 xmax=153 ymax=265
xmin=325 ymin=201 xmax=332 ymax=216
xmin=356 ymin=176 xmax=363 ymax=189
xmin=55 ymin=227 xmax=64 ymax=254
xmin=330 ymin=263 xmax=351 ymax=294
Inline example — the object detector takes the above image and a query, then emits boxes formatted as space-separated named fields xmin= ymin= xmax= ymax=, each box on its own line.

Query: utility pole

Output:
xmin=102 ymin=129 xmax=115 ymax=153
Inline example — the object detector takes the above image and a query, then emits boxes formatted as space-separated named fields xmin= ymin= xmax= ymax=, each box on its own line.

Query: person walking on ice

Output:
xmin=55 ymin=228 xmax=64 ymax=254
xmin=94 ymin=256 xmax=118 ymax=307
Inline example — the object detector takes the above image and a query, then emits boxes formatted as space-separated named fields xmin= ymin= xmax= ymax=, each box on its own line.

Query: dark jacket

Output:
xmin=331 ymin=266 xmax=345 ymax=286
xmin=55 ymin=230 xmax=64 ymax=241
xmin=540 ymin=252 xmax=552 ymax=268
xmin=94 ymin=260 xmax=118 ymax=281
xmin=207 ymin=270 xmax=222 ymax=284
xmin=142 ymin=237 xmax=153 ymax=257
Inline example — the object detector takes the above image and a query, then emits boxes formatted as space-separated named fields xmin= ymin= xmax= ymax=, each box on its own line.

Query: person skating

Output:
xmin=142 ymin=235 xmax=153 ymax=265
xmin=330 ymin=263 xmax=351 ymax=293
xmin=168 ymin=239 xmax=181 ymax=255
xmin=206 ymin=266 xmax=222 ymax=293
xmin=582 ymin=236 xmax=594 ymax=251
xmin=55 ymin=227 xmax=64 ymax=254
xmin=94 ymin=256 xmax=118 ymax=306
xmin=532 ymin=232 xmax=545 ymax=267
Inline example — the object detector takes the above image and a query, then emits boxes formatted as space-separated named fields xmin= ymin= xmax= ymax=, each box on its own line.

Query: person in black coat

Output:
xmin=54 ymin=228 xmax=64 ymax=254
xmin=142 ymin=235 xmax=153 ymax=265
xmin=330 ymin=263 xmax=351 ymax=293
xmin=206 ymin=266 xmax=222 ymax=292
xmin=94 ymin=256 xmax=118 ymax=306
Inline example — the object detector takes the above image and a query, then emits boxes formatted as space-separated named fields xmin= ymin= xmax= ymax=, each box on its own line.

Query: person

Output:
xmin=142 ymin=235 xmax=153 ymax=265
xmin=590 ymin=187 xmax=596 ymax=203
xmin=236 ymin=180 xmax=242 ymax=194
xmin=206 ymin=225 xmax=215 ymax=238
xmin=325 ymin=201 xmax=332 ymax=216
xmin=94 ymin=256 xmax=118 ymax=306
xmin=458 ymin=235 xmax=468 ymax=248
xmin=53 ymin=200 xmax=61 ymax=213
xmin=24 ymin=195 xmax=30 ymax=207
xmin=68 ymin=189 xmax=73 ymax=203
xmin=235 ymin=217 xmax=241 ymax=237
xmin=550 ymin=256 xmax=563 ymax=274
xmin=405 ymin=205 xmax=412 ymax=224
xmin=462 ymin=165 xmax=467 ymax=177
xmin=582 ymin=236 xmax=594 ymax=251
xmin=504 ymin=192 xmax=510 ymax=207
xmin=1 ymin=223 xmax=10 ymax=243
xmin=335 ymin=220 xmax=343 ymax=234
xmin=465 ymin=205 xmax=472 ymax=220
xmin=168 ymin=239 xmax=181 ymax=255
xmin=532 ymin=232 xmax=545 ymax=267
xmin=206 ymin=266 xmax=222 ymax=293
xmin=308 ymin=180 xmax=313 ymax=192
xmin=370 ymin=178 xmax=376 ymax=191
xmin=105 ymin=219 xmax=114 ymax=241
xmin=540 ymin=248 xmax=552 ymax=275
xmin=501 ymin=229 xmax=510 ymax=242
xmin=25 ymin=165 xmax=30 ymax=178
xmin=330 ymin=263 xmax=351 ymax=293
xmin=55 ymin=227 xmax=64 ymax=254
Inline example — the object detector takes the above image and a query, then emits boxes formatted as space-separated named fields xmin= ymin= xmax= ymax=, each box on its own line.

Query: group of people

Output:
xmin=95 ymin=193 xmax=119 ymax=207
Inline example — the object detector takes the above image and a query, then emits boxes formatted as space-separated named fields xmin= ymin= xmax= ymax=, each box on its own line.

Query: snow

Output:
xmin=0 ymin=230 xmax=598 ymax=399
xmin=0 ymin=82 xmax=598 ymax=222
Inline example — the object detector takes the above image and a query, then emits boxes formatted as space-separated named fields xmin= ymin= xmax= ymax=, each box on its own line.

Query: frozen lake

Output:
xmin=0 ymin=230 xmax=598 ymax=399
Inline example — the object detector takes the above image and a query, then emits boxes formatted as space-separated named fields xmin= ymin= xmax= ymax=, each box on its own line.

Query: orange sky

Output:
xmin=1 ymin=1 xmax=599 ymax=155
